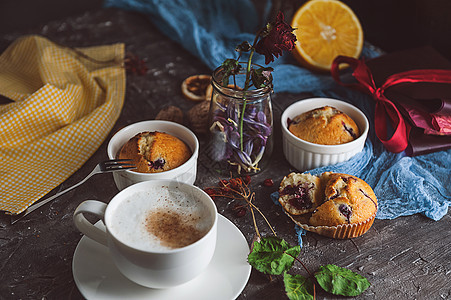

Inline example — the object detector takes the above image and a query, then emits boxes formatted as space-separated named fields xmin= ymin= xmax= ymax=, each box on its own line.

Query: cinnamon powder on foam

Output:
xmin=145 ymin=207 xmax=206 ymax=249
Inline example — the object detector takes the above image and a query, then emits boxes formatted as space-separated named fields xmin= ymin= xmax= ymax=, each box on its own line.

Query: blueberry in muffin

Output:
xmin=278 ymin=172 xmax=324 ymax=215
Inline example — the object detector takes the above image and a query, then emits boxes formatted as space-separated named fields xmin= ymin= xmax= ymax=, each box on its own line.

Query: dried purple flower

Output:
xmin=254 ymin=12 xmax=297 ymax=64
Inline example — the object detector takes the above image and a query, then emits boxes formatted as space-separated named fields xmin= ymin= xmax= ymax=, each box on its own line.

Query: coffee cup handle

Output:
xmin=74 ymin=200 xmax=108 ymax=246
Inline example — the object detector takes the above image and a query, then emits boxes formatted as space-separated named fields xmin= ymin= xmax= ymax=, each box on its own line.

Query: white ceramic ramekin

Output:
xmin=107 ymin=120 xmax=199 ymax=190
xmin=281 ymin=98 xmax=369 ymax=171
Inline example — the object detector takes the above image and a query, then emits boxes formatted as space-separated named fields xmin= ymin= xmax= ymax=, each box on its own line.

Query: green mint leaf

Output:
xmin=247 ymin=236 xmax=301 ymax=275
xmin=221 ymin=59 xmax=240 ymax=86
xmin=251 ymin=67 xmax=273 ymax=89
xmin=314 ymin=264 xmax=370 ymax=296
xmin=284 ymin=273 xmax=314 ymax=300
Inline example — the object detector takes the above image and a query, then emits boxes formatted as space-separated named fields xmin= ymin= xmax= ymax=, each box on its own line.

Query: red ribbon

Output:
xmin=331 ymin=56 xmax=451 ymax=153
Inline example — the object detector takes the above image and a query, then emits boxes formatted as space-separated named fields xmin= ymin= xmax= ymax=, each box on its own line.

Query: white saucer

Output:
xmin=72 ymin=214 xmax=251 ymax=300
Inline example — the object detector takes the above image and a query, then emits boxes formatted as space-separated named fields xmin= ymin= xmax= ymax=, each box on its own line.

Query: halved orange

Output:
xmin=291 ymin=0 xmax=363 ymax=72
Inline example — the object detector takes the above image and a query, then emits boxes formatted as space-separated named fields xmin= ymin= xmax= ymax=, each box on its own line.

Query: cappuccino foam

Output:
xmin=109 ymin=185 xmax=213 ymax=251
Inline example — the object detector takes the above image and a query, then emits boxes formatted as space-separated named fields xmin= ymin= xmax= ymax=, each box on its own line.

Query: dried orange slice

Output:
xmin=205 ymin=84 xmax=213 ymax=101
xmin=291 ymin=0 xmax=363 ymax=71
xmin=181 ymin=75 xmax=212 ymax=101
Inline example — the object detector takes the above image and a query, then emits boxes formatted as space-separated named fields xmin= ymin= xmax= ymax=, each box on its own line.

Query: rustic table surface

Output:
xmin=0 ymin=8 xmax=450 ymax=300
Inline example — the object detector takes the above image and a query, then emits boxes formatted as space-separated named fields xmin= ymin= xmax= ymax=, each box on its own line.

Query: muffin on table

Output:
xmin=278 ymin=172 xmax=377 ymax=239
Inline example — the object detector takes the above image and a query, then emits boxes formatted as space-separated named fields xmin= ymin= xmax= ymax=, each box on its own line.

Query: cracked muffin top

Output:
xmin=288 ymin=106 xmax=360 ymax=145
xmin=279 ymin=172 xmax=377 ymax=226
xmin=117 ymin=131 xmax=192 ymax=173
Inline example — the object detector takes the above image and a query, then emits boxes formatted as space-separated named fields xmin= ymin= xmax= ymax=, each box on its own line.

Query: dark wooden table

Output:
xmin=0 ymin=8 xmax=450 ymax=300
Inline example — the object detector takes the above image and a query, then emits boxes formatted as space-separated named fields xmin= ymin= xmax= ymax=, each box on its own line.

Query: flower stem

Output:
xmin=237 ymin=28 xmax=261 ymax=159
xmin=239 ymin=100 xmax=246 ymax=152
xmin=247 ymin=197 xmax=277 ymax=236
xmin=244 ymin=49 xmax=255 ymax=90
xmin=249 ymin=200 xmax=261 ymax=239
xmin=239 ymin=49 xmax=255 ymax=152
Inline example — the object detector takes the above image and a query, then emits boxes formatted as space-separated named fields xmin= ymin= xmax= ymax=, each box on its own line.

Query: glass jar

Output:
xmin=207 ymin=63 xmax=273 ymax=175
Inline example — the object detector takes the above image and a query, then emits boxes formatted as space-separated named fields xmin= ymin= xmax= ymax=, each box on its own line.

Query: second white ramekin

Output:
xmin=281 ymin=98 xmax=369 ymax=171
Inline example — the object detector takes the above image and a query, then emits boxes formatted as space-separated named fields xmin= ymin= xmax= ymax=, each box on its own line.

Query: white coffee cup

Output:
xmin=73 ymin=180 xmax=218 ymax=289
xmin=107 ymin=120 xmax=199 ymax=190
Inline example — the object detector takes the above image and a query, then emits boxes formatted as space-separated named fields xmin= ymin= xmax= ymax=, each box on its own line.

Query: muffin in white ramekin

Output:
xmin=107 ymin=120 xmax=199 ymax=190
xmin=281 ymin=98 xmax=369 ymax=172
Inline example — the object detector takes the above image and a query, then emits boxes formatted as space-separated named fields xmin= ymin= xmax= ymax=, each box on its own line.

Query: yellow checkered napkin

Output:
xmin=0 ymin=35 xmax=125 ymax=214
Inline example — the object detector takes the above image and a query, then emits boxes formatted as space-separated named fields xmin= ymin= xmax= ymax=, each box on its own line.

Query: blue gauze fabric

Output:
xmin=105 ymin=0 xmax=451 ymax=222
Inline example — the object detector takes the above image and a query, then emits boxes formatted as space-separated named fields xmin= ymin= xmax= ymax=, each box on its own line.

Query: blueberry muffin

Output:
xmin=117 ymin=131 xmax=192 ymax=173
xmin=288 ymin=106 xmax=359 ymax=145
xmin=278 ymin=172 xmax=377 ymax=238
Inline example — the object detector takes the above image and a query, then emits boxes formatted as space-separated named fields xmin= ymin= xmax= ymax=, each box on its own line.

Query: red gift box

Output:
xmin=332 ymin=46 xmax=451 ymax=156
